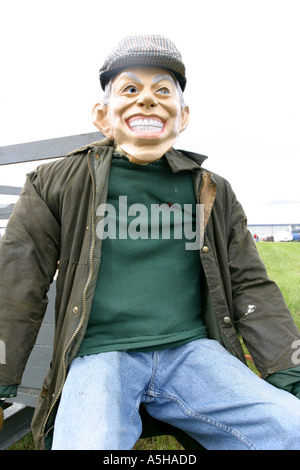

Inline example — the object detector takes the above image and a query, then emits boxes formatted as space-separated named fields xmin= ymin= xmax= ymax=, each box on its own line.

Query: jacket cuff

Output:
xmin=265 ymin=365 xmax=300 ymax=396
xmin=0 ymin=384 xmax=18 ymax=399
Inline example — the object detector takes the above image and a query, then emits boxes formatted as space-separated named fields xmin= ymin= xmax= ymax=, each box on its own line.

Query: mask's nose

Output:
xmin=137 ymin=90 xmax=158 ymax=108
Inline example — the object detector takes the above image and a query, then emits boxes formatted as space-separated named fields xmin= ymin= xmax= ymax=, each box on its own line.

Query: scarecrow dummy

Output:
xmin=0 ymin=36 xmax=300 ymax=450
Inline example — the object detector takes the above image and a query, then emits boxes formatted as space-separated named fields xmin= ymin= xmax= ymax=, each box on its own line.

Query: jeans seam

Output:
xmin=129 ymin=396 xmax=141 ymax=425
xmin=149 ymin=389 xmax=258 ymax=450
xmin=144 ymin=351 xmax=158 ymax=403
xmin=129 ymin=352 xmax=159 ymax=423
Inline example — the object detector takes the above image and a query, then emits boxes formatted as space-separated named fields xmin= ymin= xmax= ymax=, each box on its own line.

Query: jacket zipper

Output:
xmin=41 ymin=149 xmax=96 ymax=441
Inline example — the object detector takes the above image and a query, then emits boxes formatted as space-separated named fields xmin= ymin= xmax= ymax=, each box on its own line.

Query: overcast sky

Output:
xmin=0 ymin=0 xmax=299 ymax=225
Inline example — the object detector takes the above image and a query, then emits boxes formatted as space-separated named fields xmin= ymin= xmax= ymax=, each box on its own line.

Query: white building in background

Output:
xmin=248 ymin=224 xmax=300 ymax=242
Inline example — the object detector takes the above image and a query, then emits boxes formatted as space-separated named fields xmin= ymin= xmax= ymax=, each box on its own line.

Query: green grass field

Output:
xmin=256 ymin=242 xmax=300 ymax=328
xmin=6 ymin=242 xmax=300 ymax=450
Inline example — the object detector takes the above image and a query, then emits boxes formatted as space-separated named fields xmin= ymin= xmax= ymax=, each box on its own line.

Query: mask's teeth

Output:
xmin=129 ymin=118 xmax=164 ymax=129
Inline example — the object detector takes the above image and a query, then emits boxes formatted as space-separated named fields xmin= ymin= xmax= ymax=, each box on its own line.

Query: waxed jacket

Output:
xmin=0 ymin=139 xmax=299 ymax=450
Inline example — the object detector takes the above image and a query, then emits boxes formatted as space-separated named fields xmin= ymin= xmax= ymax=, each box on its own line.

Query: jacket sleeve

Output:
xmin=265 ymin=366 xmax=300 ymax=398
xmin=0 ymin=173 xmax=60 ymax=387
xmin=227 ymin=191 xmax=300 ymax=378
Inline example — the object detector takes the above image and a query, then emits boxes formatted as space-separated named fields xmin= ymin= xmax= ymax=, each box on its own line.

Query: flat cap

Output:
xmin=99 ymin=35 xmax=186 ymax=91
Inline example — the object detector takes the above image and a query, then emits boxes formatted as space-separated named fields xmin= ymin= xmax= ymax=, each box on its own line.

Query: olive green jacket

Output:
xmin=0 ymin=139 xmax=299 ymax=449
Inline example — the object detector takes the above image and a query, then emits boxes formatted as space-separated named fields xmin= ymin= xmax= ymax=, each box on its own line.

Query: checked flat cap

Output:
xmin=99 ymin=35 xmax=187 ymax=91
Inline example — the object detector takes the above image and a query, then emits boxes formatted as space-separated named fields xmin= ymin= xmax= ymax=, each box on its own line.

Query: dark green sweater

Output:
xmin=77 ymin=154 xmax=207 ymax=356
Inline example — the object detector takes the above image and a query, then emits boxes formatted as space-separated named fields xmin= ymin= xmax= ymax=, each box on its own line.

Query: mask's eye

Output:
xmin=156 ymin=87 xmax=170 ymax=95
xmin=122 ymin=85 xmax=139 ymax=94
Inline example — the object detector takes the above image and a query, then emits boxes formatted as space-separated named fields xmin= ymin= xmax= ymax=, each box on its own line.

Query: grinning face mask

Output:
xmin=92 ymin=66 xmax=189 ymax=164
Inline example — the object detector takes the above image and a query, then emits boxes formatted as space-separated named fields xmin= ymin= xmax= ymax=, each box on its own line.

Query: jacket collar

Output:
xmin=165 ymin=148 xmax=207 ymax=173
xmin=67 ymin=138 xmax=208 ymax=173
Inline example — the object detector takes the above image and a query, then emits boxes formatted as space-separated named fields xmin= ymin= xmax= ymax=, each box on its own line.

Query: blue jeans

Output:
xmin=52 ymin=339 xmax=300 ymax=450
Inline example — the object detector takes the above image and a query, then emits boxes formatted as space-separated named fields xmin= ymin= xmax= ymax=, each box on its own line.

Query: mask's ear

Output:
xmin=92 ymin=103 xmax=114 ymax=140
xmin=180 ymin=105 xmax=190 ymax=133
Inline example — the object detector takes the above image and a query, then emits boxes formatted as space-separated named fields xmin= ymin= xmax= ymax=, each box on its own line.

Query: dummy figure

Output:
xmin=0 ymin=35 xmax=300 ymax=450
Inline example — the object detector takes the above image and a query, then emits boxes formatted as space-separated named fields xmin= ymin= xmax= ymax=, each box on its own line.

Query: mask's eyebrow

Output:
xmin=152 ymin=74 xmax=176 ymax=86
xmin=116 ymin=71 xmax=142 ymax=84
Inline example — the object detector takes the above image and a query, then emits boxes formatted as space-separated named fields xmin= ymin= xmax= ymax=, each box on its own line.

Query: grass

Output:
xmin=7 ymin=428 xmax=184 ymax=451
xmin=7 ymin=432 xmax=35 ymax=451
xmin=256 ymin=242 xmax=300 ymax=328
xmin=6 ymin=242 xmax=300 ymax=450
xmin=133 ymin=435 xmax=184 ymax=451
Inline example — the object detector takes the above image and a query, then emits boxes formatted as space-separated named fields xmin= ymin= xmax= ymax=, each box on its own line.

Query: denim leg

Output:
xmin=52 ymin=340 xmax=300 ymax=450
xmin=143 ymin=339 xmax=300 ymax=450
xmin=51 ymin=351 xmax=151 ymax=450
